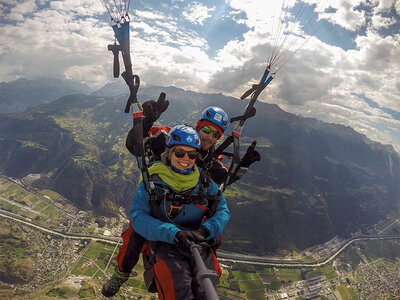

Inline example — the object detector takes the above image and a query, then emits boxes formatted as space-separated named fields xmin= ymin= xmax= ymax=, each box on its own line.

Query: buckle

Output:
xmin=168 ymin=204 xmax=182 ymax=218
xmin=236 ymin=166 xmax=248 ymax=177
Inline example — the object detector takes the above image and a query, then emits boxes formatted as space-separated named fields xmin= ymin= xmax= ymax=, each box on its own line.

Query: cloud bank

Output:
xmin=0 ymin=0 xmax=399 ymax=151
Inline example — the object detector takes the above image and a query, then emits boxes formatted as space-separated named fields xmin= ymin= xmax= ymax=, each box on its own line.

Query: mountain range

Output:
xmin=0 ymin=78 xmax=92 ymax=113
xmin=0 ymin=79 xmax=399 ymax=255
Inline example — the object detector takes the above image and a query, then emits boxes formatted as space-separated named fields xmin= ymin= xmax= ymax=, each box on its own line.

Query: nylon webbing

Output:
xmin=218 ymin=131 xmax=240 ymax=195
xmin=131 ymin=112 xmax=154 ymax=193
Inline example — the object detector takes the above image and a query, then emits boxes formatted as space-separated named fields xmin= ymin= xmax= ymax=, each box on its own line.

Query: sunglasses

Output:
xmin=201 ymin=125 xmax=220 ymax=139
xmin=173 ymin=148 xmax=198 ymax=160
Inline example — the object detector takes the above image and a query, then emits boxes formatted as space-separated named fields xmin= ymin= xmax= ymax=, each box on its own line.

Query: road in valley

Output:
xmin=1 ymin=208 xmax=399 ymax=269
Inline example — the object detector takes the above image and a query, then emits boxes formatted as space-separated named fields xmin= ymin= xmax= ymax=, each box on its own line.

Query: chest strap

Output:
xmin=148 ymin=170 xmax=219 ymax=219
xmin=150 ymin=192 xmax=219 ymax=219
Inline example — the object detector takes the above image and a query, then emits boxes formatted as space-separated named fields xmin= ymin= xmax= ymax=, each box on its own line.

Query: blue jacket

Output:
xmin=130 ymin=168 xmax=230 ymax=245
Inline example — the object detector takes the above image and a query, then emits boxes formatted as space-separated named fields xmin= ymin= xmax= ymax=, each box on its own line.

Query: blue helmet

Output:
xmin=166 ymin=125 xmax=201 ymax=150
xmin=199 ymin=106 xmax=228 ymax=132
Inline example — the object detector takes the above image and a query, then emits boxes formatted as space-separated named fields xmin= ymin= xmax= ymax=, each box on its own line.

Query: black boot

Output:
xmin=102 ymin=267 xmax=130 ymax=297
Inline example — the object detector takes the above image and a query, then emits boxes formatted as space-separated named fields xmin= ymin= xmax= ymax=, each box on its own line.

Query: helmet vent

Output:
xmin=172 ymin=133 xmax=181 ymax=142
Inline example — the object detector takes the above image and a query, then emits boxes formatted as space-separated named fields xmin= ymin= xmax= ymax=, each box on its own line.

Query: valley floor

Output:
xmin=0 ymin=175 xmax=399 ymax=299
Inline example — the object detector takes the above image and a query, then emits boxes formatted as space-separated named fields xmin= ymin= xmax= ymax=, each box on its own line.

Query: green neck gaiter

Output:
xmin=141 ymin=162 xmax=199 ymax=192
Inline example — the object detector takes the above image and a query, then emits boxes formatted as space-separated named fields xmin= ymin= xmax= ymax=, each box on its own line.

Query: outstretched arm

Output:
xmin=142 ymin=92 xmax=169 ymax=136
xmin=126 ymin=93 xmax=169 ymax=156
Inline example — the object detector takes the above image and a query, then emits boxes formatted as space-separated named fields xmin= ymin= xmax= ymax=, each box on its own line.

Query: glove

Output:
xmin=241 ymin=141 xmax=261 ymax=168
xmin=142 ymin=92 xmax=169 ymax=123
xmin=198 ymin=226 xmax=221 ymax=248
xmin=174 ymin=230 xmax=205 ymax=257
xmin=149 ymin=133 xmax=168 ymax=160
xmin=209 ymin=234 xmax=223 ymax=250
xmin=197 ymin=225 xmax=210 ymax=240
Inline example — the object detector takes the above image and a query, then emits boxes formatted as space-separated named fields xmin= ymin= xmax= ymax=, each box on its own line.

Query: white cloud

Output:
xmin=0 ymin=0 xmax=399 ymax=151
xmin=0 ymin=0 xmax=109 ymax=87
xmin=376 ymin=0 xmax=397 ymax=11
xmin=182 ymin=2 xmax=215 ymax=25
xmin=371 ymin=13 xmax=397 ymax=29
xmin=208 ymin=0 xmax=400 ymax=151
xmin=315 ymin=0 xmax=366 ymax=31
xmin=371 ymin=0 xmax=399 ymax=29
xmin=3 ymin=0 xmax=38 ymax=21
xmin=136 ymin=10 xmax=166 ymax=20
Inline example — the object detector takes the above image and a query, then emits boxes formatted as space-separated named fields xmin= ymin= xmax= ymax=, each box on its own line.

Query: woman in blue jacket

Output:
xmin=130 ymin=124 xmax=230 ymax=300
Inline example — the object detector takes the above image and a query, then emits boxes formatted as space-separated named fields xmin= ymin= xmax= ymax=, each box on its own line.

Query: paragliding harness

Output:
xmin=146 ymin=170 xmax=220 ymax=220
xmin=105 ymin=5 xmax=272 ymax=292
xmin=122 ymin=52 xmax=273 ymax=296
xmin=102 ymin=2 xmax=267 ymax=297
xmin=134 ymin=69 xmax=274 ymax=293
xmin=125 ymin=64 xmax=274 ymax=276
xmin=126 ymin=108 xmax=221 ymax=294
xmin=139 ymin=170 xmax=221 ymax=293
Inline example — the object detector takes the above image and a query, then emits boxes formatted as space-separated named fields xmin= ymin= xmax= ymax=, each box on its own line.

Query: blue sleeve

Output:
xmin=201 ymin=180 xmax=230 ymax=238
xmin=130 ymin=183 xmax=180 ymax=244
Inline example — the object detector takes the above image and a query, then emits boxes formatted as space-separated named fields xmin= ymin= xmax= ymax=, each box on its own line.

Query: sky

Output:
xmin=0 ymin=0 xmax=399 ymax=152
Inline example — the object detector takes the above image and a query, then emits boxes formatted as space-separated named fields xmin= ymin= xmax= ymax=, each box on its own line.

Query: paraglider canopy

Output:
xmin=101 ymin=0 xmax=130 ymax=46
xmin=100 ymin=0 xmax=130 ymax=25
xmin=260 ymin=0 xmax=346 ymax=79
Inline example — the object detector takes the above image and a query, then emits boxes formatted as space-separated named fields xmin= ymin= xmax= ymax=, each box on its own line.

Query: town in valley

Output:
xmin=0 ymin=175 xmax=399 ymax=299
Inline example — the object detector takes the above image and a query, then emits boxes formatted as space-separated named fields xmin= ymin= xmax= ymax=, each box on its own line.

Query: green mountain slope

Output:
xmin=0 ymin=86 xmax=399 ymax=254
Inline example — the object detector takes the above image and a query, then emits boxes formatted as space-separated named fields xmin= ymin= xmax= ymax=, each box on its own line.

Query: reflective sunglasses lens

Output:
xmin=187 ymin=151 xmax=198 ymax=159
xmin=202 ymin=126 xmax=212 ymax=134
xmin=174 ymin=149 xmax=197 ymax=159
xmin=202 ymin=125 xmax=220 ymax=139
xmin=213 ymin=131 xmax=220 ymax=139
xmin=174 ymin=149 xmax=185 ymax=158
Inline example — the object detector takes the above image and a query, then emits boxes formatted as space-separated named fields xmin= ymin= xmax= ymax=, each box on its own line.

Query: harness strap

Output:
xmin=204 ymin=194 xmax=220 ymax=220
xmin=147 ymin=172 xmax=219 ymax=220
xmin=218 ymin=131 xmax=241 ymax=195
xmin=200 ymin=72 xmax=263 ymax=187
xmin=123 ymin=74 xmax=141 ymax=113
xmin=202 ymin=135 xmax=234 ymax=172
xmin=150 ymin=192 xmax=219 ymax=218
xmin=131 ymin=112 xmax=154 ymax=192
xmin=163 ymin=193 xmax=218 ymax=204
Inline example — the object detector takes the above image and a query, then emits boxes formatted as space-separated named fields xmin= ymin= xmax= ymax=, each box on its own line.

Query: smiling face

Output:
xmin=198 ymin=124 xmax=220 ymax=151
xmin=170 ymin=145 xmax=198 ymax=171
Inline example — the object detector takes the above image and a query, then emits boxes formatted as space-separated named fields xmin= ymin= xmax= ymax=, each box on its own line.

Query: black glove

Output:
xmin=197 ymin=225 xmax=210 ymax=239
xmin=174 ymin=230 xmax=205 ymax=257
xmin=149 ymin=132 xmax=168 ymax=160
xmin=241 ymin=141 xmax=261 ymax=168
xmin=198 ymin=226 xmax=221 ymax=248
xmin=209 ymin=234 xmax=223 ymax=250
xmin=142 ymin=92 xmax=169 ymax=123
